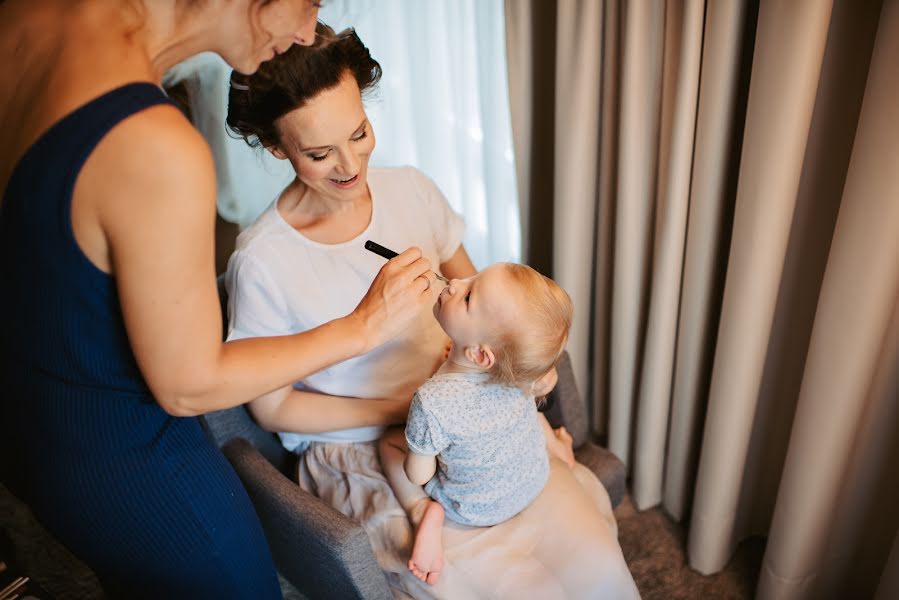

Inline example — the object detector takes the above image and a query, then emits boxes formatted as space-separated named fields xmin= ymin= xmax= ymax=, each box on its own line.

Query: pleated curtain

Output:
xmin=504 ymin=0 xmax=899 ymax=597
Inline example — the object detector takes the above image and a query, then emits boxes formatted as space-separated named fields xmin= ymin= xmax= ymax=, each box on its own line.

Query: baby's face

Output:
xmin=433 ymin=264 xmax=524 ymax=348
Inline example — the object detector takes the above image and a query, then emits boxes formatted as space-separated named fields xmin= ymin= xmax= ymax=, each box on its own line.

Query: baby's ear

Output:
xmin=267 ymin=144 xmax=289 ymax=160
xmin=465 ymin=344 xmax=496 ymax=370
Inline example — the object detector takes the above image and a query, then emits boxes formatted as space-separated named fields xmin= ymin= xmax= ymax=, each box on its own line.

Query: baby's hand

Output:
xmin=548 ymin=426 xmax=576 ymax=469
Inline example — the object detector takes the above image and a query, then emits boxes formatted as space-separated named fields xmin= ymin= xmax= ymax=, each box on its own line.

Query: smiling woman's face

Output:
xmin=270 ymin=70 xmax=377 ymax=206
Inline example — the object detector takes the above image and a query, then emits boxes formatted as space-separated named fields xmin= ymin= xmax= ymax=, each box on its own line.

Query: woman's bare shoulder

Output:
xmin=119 ymin=103 xmax=211 ymax=164
xmin=1 ymin=1 xmax=199 ymax=188
xmin=96 ymin=103 xmax=214 ymax=194
xmin=71 ymin=102 xmax=216 ymax=273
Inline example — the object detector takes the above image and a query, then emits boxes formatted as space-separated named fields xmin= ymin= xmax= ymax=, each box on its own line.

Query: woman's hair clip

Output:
xmin=230 ymin=78 xmax=250 ymax=91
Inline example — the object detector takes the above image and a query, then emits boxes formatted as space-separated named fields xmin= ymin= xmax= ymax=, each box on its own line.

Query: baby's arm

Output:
xmin=405 ymin=451 xmax=437 ymax=486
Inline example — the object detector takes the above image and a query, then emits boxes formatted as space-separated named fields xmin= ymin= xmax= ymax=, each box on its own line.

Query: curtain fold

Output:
xmin=664 ymin=0 xmax=750 ymax=522
xmin=587 ymin=0 xmax=621 ymax=434
xmin=505 ymin=0 xmax=897 ymax=594
xmin=631 ymin=0 xmax=703 ymax=510
xmin=552 ymin=0 xmax=603 ymax=407
xmin=589 ymin=0 xmax=621 ymax=437
xmin=607 ymin=0 xmax=664 ymax=468
xmin=756 ymin=0 xmax=899 ymax=595
xmin=876 ymin=531 xmax=899 ymax=600
xmin=504 ymin=0 xmax=558 ymax=276
xmin=688 ymin=0 xmax=835 ymax=573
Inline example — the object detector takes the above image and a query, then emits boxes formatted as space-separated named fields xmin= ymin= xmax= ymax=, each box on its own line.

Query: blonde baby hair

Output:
xmin=487 ymin=263 xmax=573 ymax=390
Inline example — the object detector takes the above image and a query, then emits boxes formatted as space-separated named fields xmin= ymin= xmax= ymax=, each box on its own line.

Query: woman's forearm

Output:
xmin=160 ymin=314 xmax=369 ymax=416
xmin=440 ymin=245 xmax=477 ymax=280
xmin=249 ymin=385 xmax=408 ymax=434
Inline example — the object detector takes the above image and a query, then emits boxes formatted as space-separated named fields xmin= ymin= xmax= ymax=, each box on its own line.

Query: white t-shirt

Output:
xmin=225 ymin=166 xmax=466 ymax=451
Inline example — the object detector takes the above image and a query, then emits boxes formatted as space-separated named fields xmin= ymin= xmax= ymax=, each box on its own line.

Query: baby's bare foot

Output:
xmin=408 ymin=500 xmax=445 ymax=585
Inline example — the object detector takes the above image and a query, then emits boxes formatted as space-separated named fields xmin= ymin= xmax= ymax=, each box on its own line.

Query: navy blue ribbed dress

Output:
xmin=0 ymin=83 xmax=281 ymax=598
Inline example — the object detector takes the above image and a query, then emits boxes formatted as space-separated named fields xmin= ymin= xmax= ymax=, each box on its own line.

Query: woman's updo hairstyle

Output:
xmin=227 ymin=22 xmax=382 ymax=148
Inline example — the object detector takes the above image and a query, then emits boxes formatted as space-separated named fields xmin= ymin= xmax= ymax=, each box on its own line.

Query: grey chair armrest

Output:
xmin=543 ymin=351 xmax=589 ymax=446
xmin=223 ymin=439 xmax=393 ymax=600
xmin=544 ymin=352 xmax=627 ymax=507
xmin=574 ymin=443 xmax=628 ymax=508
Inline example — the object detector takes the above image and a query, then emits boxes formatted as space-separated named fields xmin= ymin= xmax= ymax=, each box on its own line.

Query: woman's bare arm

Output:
xmin=439 ymin=245 xmax=477 ymax=280
xmin=248 ymin=386 xmax=409 ymax=433
xmin=85 ymin=107 xmax=434 ymax=416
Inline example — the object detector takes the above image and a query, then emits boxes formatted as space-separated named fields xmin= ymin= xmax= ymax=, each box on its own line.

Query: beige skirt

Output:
xmin=297 ymin=441 xmax=640 ymax=600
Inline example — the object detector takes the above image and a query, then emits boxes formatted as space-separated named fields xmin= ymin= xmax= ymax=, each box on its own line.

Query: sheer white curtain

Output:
xmin=320 ymin=0 xmax=520 ymax=269
xmin=166 ymin=0 xmax=520 ymax=270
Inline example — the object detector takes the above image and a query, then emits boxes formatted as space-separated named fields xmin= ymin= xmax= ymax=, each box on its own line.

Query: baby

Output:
xmin=378 ymin=262 xmax=574 ymax=585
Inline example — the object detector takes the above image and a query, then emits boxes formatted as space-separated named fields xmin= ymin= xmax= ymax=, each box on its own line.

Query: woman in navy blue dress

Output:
xmin=0 ymin=1 xmax=441 ymax=596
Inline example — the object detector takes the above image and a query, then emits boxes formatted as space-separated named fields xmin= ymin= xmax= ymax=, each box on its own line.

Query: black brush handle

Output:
xmin=364 ymin=240 xmax=399 ymax=260
xmin=364 ymin=240 xmax=449 ymax=284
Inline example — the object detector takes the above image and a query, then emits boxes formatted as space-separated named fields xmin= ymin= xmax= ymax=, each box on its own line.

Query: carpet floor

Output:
xmin=615 ymin=495 xmax=765 ymax=599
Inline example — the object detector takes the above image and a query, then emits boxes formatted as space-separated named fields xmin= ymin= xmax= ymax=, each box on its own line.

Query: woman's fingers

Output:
xmin=352 ymin=247 xmax=436 ymax=350
xmin=414 ymin=271 xmax=439 ymax=295
xmin=389 ymin=246 xmax=424 ymax=268
xmin=392 ymin=252 xmax=440 ymax=298
xmin=383 ymin=248 xmax=442 ymax=296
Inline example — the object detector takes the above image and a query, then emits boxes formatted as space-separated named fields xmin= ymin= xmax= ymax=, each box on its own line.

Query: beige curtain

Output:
xmin=505 ymin=0 xmax=899 ymax=597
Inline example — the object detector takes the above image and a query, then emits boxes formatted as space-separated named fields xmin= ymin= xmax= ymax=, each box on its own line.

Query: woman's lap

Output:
xmin=297 ymin=442 xmax=640 ymax=599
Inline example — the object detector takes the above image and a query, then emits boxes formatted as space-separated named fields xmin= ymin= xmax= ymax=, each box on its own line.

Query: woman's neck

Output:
xmin=120 ymin=2 xmax=218 ymax=79
xmin=278 ymin=179 xmax=374 ymax=244
xmin=63 ymin=0 xmax=219 ymax=81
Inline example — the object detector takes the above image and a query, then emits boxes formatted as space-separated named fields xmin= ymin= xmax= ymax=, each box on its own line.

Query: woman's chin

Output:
xmin=227 ymin=50 xmax=269 ymax=76
xmin=230 ymin=60 xmax=260 ymax=76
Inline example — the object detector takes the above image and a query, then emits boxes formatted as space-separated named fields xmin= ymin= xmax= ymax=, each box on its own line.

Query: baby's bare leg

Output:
xmin=408 ymin=500 xmax=445 ymax=584
xmin=377 ymin=427 xmax=445 ymax=584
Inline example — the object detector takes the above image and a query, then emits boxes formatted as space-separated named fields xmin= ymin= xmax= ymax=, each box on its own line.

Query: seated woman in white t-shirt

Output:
xmin=224 ymin=30 xmax=476 ymax=451
xmin=225 ymin=24 xmax=639 ymax=600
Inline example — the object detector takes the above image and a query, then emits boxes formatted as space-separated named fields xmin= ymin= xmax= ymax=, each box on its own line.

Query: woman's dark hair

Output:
xmin=227 ymin=22 xmax=382 ymax=148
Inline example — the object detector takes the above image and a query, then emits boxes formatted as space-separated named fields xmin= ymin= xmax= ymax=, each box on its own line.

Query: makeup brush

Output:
xmin=364 ymin=240 xmax=449 ymax=284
